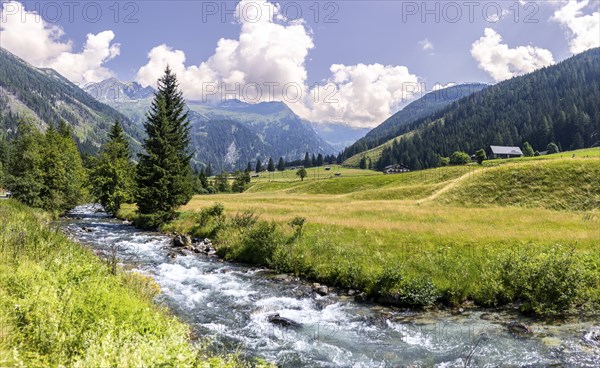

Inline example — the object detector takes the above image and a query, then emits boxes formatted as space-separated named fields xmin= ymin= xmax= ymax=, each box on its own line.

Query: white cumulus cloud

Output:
xmin=419 ymin=38 xmax=434 ymax=51
xmin=136 ymin=0 xmax=421 ymax=128
xmin=551 ymin=0 xmax=600 ymax=54
xmin=470 ymin=28 xmax=555 ymax=82
xmin=301 ymin=64 xmax=421 ymax=128
xmin=0 ymin=1 xmax=120 ymax=85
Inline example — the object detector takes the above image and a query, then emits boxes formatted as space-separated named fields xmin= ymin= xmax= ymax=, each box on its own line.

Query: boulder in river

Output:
xmin=312 ymin=283 xmax=329 ymax=296
xmin=172 ymin=234 xmax=191 ymax=248
xmin=506 ymin=321 xmax=533 ymax=335
xmin=267 ymin=313 xmax=302 ymax=328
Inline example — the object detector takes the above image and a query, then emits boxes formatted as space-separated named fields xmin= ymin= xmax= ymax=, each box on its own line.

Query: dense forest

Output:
xmin=375 ymin=48 xmax=600 ymax=170
xmin=341 ymin=83 xmax=487 ymax=160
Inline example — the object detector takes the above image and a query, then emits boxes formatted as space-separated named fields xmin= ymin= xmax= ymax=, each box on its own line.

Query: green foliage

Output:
xmin=267 ymin=157 xmax=275 ymax=172
xmin=187 ymin=203 xmax=227 ymax=239
xmin=231 ymin=170 xmax=250 ymax=193
xmin=277 ymin=157 xmax=285 ymax=171
xmin=437 ymin=155 xmax=450 ymax=167
xmin=500 ymin=246 xmax=594 ymax=316
xmin=522 ymin=141 xmax=535 ymax=157
xmin=534 ymin=150 xmax=540 ymax=157
xmin=89 ymin=120 xmax=135 ymax=215
xmin=296 ymin=167 xmax=307 ymax=181
xmin=255 ymin=159 xmax=262 ymax=173
xmin=0 ymin=200 xmax=251 ymax=367
xmin=449 ymin=151 xmax=470 ymax=165
xmin=342 ymin=83 xmax=488 ymax=161
xmin=475 ymin=149 xmax=487 ymax=164
xmin=135 ymin=67 xmax=194 ymax=226
xmin=0 ymin=48 xmax=143 ymax=154
xmin=289 ymin=216 xmax=306 ymax=238
xmin=374 ymin=49 xmax=600 ymax=169
xmin=547 ymin=142 xmax=560 ymax=154
xmin=214 ymin=173 xmax=231 ymax=193
xmin=359 ymin=155 xmax=368 ymax=169
xmin=303 ymin=152 xmax=311 ymax=168
xmin=439 ymin=159 xmax=600 ymax=211
xmin=5 ymin=120 xmax=86 ymax=213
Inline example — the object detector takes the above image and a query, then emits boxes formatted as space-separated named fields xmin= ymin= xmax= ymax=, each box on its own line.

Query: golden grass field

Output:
xmin=119 ymin=148 xmax=599 ymax=313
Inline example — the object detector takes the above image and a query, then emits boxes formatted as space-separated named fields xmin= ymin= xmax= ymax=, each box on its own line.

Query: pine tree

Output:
xmin=198 ymin=167 xmax=208 ymax=189
xmin=267 ymin=157 xmax=275 ymax=172
xmin=304 ymin=152 xmax=311 ymax=168
xmin=277 ymin=157 xmax=285 ymax=171
xmin=246 ymin=162 xmax=253 ymax=173
xmin=135 ymin=67 xmax=194 ymax=227
xmin=255 ymin=159 xmax=262 ymax=173
xmin=90 ymin=120 xmax=135 ymax=215
xmin=316 ymin=153 xmax=323 ymax=167
xmin=206 ymin=163 xmax=213 ymax=177
xmin=311 ymin=153 xmax=317 ymax=167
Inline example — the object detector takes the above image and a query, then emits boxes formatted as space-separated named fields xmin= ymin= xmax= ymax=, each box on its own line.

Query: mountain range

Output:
xmin=84 ymin=78 xmax=336 ymax=170
xmin=0 ymin=48 xmax=144 ymax=154
xmin=374 ymin=48 xmax=600 ymax=169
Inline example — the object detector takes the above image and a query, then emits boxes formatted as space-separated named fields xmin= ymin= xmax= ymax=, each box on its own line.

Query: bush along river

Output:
xmin=62 ymin=205 xmax=600 ymax=367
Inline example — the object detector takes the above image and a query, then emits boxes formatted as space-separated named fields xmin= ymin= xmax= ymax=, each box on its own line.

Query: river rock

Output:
xmin=506 ymin=321 xmax=533 ymax=335
xmin=348 ymin=289 xmax=356 ymax=296
xmin=267 ymin=313 xmax=301 ymax=328
xmin=172 ymin=234 xmax=191 ymax=248
xmin=312 ymin=283 xmax=329 ymax=296
xmin=354 ymin=292 xmax=368 ymax=302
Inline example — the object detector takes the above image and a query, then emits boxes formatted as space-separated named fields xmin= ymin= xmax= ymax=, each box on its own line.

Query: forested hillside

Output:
xmin=342 ymin=83 xmax=487 ymax=160
xmin=0 ymin=48 xmax=143 ymax=153
xmin=376 ymin=48 xmax=600 ymax=170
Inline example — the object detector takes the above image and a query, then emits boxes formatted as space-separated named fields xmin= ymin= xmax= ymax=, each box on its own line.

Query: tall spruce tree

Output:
xmin=267 ymin=157 xmax=275 ymax=172
xmin=277 ymin=157 xmax=285 ymax=171
xmin=90 ymin=120 xmax=135 ymax=215
xmin=135 ymin=67 xmax=194 ymax=227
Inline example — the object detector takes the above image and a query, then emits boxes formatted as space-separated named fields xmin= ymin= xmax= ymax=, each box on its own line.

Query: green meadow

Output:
xmin=118 ymin=148 xmax=600 ymax=316
xmin=0 ymin=200 xmax=270 ymax=368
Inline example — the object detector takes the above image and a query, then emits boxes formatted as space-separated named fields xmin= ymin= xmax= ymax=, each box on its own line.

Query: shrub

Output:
xmin=500 ymin=245 xmax=591 ymax=316
xmin=232 ymin=221 xmax=283 ymax=266
xmin=449 ymin=151 xmax=471 ymax=165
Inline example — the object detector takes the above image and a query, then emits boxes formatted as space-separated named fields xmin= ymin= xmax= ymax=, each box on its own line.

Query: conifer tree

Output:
xmin=255 ymin=159 xmax=262 ymax=173
xmin=277 ymin=157 xmax=285 ymax=171
xmin=316 ymin=153 xmax=323 ymax=167
xmin=90 ymin=120 xmax=135 ymax=215
xmin=267 ymin=157 xmax=275 ymax=172
xmin=304 ymin=152 xmax=311 ymax=168
xmin=135 ymin=67 xmax=194 ymax=227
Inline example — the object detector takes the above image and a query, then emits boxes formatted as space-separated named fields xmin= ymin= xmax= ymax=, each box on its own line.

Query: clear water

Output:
xmin=63 ymin=205 xmax=600 ymax=367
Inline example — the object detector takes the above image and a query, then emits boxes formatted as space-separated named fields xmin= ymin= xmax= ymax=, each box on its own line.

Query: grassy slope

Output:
xmin=342 ymin=131 xmax=415 ymax=167
xmin=0 ymin=200 xmax=266 ymax=368
xmin=144 ymin=148 xmax=600 ymax=315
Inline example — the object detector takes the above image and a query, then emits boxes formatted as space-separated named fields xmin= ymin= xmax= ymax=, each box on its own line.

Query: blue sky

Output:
xmin=2 ymin=1 xmax=599 ymax=127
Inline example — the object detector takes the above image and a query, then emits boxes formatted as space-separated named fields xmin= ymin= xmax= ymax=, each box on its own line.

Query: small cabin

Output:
xmin=489 ymin=146 xmax=523 ymax=159
xmin=383 ymin=164 xmax=411 ymax=174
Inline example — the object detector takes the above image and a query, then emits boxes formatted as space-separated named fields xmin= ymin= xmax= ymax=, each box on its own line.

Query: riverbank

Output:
xmin=117 ymin=152 xmax=600 ymax=317
xmin=0 ymin=200 xmax=270 ymax=367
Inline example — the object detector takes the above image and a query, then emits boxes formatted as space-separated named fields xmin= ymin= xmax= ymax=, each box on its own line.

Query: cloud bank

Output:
xmin=0 ymin=1 xmax=119 ymax=85
xmin=552 ymin=0 xmax=600 ymax=54
xmin=470 ymin=28 xmax=554 ymax=82
xmin=135 ymin=0 xmax=421 ymax=128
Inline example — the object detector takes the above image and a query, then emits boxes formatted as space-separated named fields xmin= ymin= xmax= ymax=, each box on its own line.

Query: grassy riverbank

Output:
xmin=0 ymin=200 xmax=269 ymax=367
xmin=119 ymin=149 xmax=600 ymax=317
